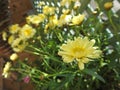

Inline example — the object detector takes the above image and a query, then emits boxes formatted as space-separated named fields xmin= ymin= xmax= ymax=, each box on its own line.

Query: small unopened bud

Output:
xmin=104 ymin=2 xmax=113 ymax=10
xmin=10 ymin=53 xmax=18 ymax=61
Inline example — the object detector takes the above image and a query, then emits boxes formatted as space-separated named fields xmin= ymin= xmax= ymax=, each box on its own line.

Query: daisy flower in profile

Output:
xmin=2 ymin=62 xmax=12 ymax=78
xmin=58 ymin=37 xmax=102 ymax=70
xmin=71 ymin=14 xmax=85 ymax=25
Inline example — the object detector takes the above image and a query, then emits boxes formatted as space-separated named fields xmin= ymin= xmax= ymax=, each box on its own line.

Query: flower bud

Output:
xmin=104 ymin=2 xmax=113 ymax=10
xmin=10 ymin=53 xmax=18 ymax=61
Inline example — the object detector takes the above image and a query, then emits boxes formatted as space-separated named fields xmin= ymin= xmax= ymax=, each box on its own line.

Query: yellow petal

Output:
xmin=78 ymin=62 xmax=84 ymax=70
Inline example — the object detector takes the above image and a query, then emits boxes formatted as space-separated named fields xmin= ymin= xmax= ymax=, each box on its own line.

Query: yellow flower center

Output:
xmin=24 ymin=29 xmax=31 ymax=36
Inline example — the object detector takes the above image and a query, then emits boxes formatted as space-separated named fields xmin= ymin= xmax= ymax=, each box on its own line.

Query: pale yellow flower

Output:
xmin=71 ymin=14 xmax=85 ymax=25
xmin=43 ymin=6 xmax=55 ymax=15
xmin=2 ymin=31 xmax=7 ymax=41
xmin=11 ymin=38 xmax=28 ymax=52
xmin=13 ymin=44 xmax=27 ymax=52
xmin=38 ymin=14 xmax=46 ymax=21
xmin=2 ymin=62 xmax=12 ymax=78
xmin=48 ymin=15 xmax=58 ymax=28
xmin=74 ymin=0 xmax=81 ymax=9
xmin=8 ymin=35 xmax=15 ymax=44
xmin=58 ymin=14 xmax=72 ymax=27
xmin=20 ymin=24 xmax=36 ymax=39
xmin=11 ymin=38 xmax=22 ymax=47
xmin=26 ymin=15 xmax=33 ymax=24
xmin=44 ymin=24 xmax=49 ymax=33
xmin=10 ymin=53 xmax=18 ymax=61
xmin=62 ymin=9 xmax=71 ymax=14
xmin=26 ymin=14 xmax=45 ymax=25
xmin=58 ymin=37 xmax=101 ymax=70
xmin=9 ymin=24 xmax=21 ymax=34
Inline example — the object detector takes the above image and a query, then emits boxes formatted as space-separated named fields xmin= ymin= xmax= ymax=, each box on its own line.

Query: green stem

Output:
xmin=108 ymin=11 xmax=117 ymax=34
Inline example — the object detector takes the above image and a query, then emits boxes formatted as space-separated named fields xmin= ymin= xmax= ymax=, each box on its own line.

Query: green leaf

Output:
xmin=83 ymin=68 xmax=105 ymax=83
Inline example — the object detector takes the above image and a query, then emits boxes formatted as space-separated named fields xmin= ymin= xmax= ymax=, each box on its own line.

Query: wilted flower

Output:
xmin=58 ymin=37 xmax=101 ymax=70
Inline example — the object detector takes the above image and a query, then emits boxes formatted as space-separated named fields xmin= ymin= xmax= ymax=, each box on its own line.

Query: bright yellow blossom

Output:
xmin=58 ymin=37 xmax=101 ymax=70
xmin=8 ymin=35 xmax=15 ymax=44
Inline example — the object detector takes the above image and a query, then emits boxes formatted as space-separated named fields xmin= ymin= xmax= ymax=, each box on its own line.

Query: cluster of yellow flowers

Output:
xmin=2 ymin=0 xmax=102 ymax=78
xmin=2 ymin=53 xmax=18 ymax=78
xmin=4 ymin=24 xmax=36 ymax=52
xmin=27 ymin=0 xmax=84 ymax=32
xmin=3 ymin=0 xmax=84 ymax=53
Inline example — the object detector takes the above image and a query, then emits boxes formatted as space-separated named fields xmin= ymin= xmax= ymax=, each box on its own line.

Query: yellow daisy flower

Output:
xmin=58 ymin=37 xmax=101 ymax=70
xmin=20 ymin=24 xmax=36 ymax=39
xmin=9 ymin=24 xmax=21 ymax=34
xmin=11 ymin=38 xmax=28 ymax=52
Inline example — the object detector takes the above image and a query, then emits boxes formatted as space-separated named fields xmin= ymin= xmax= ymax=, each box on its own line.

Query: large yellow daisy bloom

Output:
xmin=58 ymin=37 xmax=102 ymax=70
